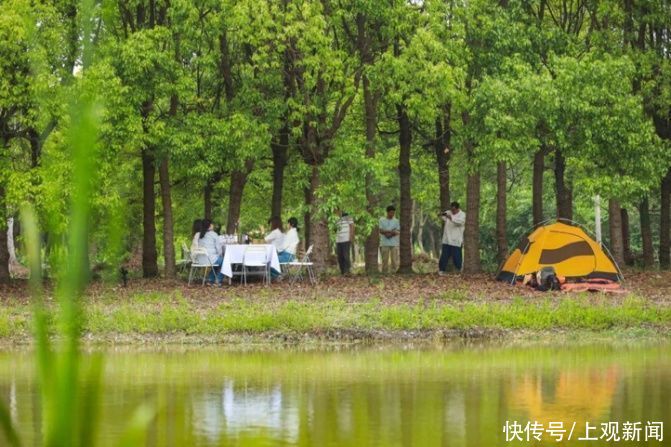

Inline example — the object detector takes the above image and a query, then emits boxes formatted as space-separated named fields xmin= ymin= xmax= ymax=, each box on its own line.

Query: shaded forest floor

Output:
xmin=0 ymin=270 xmax=670 ymax=344
xmin=2 ymin=269 xmax=670 ymax=304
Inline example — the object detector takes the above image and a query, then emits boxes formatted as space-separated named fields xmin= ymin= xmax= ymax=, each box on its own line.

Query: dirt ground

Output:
xmin=2 ymin=270 xmax=670 ymax=306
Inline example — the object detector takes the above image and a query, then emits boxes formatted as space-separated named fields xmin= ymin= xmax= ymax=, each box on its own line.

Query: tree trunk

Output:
xmin=303 ymin=186 xmax=312 ymax=251
xmin=532 ymin=148 xmax=545 ymax=225
xmin=308 ymin=165 xmax=329 ymax=270
xmin=434 ymin=106 xmax=451 ymax=211
xmin=362 ymin=81 xmax=379 ymax=274
xmin=398 ymin=104 xmax=413 ymax=273
xmin=159 ymin=157 xmax=176 ymax=278
xmin=7 ymin=217 xmax=16 ymax=267
xmin=203 ymin=179 xmax=213 ymax=221
xmin=639 ymin=197 xmax=654 ymax=267
xmin=608 ymin=199 xmax=625 ymax=267
xmin=621 ymin=207 xmax=634 ymax=266
xmin=464 ymin=170 xmax=481 ymax=273
xmin=0 ymin=178 xmax=9 ymax=283
xmin=142 ymin=148 xmax=159 ymax=277
xmin=226 ymin=160 xmax=253 ymax=234
xmin=496 ymin=161 xmax=507 ymax=264
xmin=660 ymin=168 xmax=671 ymax=269
xmin=462 ymin=110 xmax=480 ymax=274
xmin=554 ymin=149 xmax=573 ymax=221
xmin=271 ymin=124 xmax=289 ymax=219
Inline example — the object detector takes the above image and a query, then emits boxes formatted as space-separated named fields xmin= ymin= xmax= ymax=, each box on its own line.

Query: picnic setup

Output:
xmin=183 ymin=218 xmax=316 ymax=286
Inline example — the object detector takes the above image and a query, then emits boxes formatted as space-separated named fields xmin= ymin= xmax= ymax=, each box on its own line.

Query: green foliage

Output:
xmin=1 ymin=0 xmax=671 ymax=273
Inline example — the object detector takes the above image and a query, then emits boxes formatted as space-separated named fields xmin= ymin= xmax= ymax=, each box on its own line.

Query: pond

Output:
xmin=0 ymin=342 xmax=668 ymax=446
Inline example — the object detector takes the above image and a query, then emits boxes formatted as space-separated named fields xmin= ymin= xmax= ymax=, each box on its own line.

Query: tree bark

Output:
xmin=660 ymin=168 xmax=671 ymax=269
xmin=464 ymin=170 xmax=481 ymax=273
xmin=271 ymin=124 xmax=289 ymax=219
xmin=434 ymin=106 xmax=451 ymax=211
xmin=0 ymin=179 xmax=9 ymax=284
xmin=303 ymin=186 xmax=312 ymax=251
xmin=226 ymin=160 xmax=253 ymax=234
xmin=496 ymin=161 xmax=507 ymax=264
xmin=203 ymin=179 xmax=213 ymax=221
xmin=608 ymin=199 xmax=625 ymax=268
xmin=159 ymin=157 xmax=175 ymax=278
xmin=363 ymin=83 xmax=380 ymax=275
xmin=308 ymin=165 xmax=329 ymax=269
xmin=620 ymin=207 xmax=633 ymax=266
xmin=141 ymin=148 xmax=159 ymax=277
xmin=462 ymin=110 xmax=480 ymax=274
xmin=398 ymin=104 xmax=413 ymax=273
xmin=7 ymin=217 xmax=16 ymax=265
xmin=639 ymin=197 xmax=654 ymax=267
xmin=532 ymin=148 xmax=545 ymax=225
xmin=554 ymin=149 xmax=573 ymax=221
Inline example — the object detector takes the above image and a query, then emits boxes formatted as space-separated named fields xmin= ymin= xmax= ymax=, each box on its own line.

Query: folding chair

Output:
xmin=287 ymin=245 xmax=316 ymax=284
xmin=188 ymin=247 xmax=216 ymax=286
xmin=279 ymin=243 xmax=300 ymax=275
xmin=242 ymin=245 xmax=270 ymax=285
xmin=177 ymin=242 xmax=191 ymax=273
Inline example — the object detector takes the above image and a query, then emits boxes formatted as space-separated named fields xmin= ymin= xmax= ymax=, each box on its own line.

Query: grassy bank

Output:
xmin=1 ymin=281 xmax=670 ymax=343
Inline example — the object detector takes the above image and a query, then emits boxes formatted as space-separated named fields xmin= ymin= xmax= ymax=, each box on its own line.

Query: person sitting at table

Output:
xmin=264 ymin=216 xmax=285 ymax=252
xmin=278 ymin=217 xmax=300 ymax=263
xmin=191 ymin=219 xmax=202 ymax=251
xmin=198 ymin=218 xmax=223 ymax=285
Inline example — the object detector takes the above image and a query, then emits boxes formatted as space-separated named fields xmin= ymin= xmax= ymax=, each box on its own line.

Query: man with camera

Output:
xmin=439 ymin=201 xmax=466 ymax=275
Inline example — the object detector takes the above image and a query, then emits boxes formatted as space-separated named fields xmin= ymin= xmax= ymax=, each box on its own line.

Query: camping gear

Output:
xmin=560 ymin=279 xmax=624 ymax=293
xmin=535 ymin=266 xmax=561 ymax=291
xmin=497 ymin=220 xmax=623 ymax=285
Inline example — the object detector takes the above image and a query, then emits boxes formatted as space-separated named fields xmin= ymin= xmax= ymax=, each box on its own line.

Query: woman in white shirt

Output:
xmin=264 ymin=216 xmax=285 ymax=252
xmin=191 ymin=219 xmax=202 ymax=251
xmin=278 ymin=217 xmax=300 ymax=263
xmin=198 ymin=219 xmax=223 ymax=284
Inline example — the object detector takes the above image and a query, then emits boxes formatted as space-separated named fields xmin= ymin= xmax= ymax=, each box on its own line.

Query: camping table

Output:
xmin=221 ymin=244 xmax=280 ymax=279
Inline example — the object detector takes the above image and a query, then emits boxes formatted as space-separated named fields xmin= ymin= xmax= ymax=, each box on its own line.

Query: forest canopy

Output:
xmin=0 ymin=0 xmax=670 ymax=281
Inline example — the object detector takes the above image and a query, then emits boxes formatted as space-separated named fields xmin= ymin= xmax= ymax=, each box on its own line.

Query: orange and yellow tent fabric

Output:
xmin=497 ymin=221 xmax=622 ymax=283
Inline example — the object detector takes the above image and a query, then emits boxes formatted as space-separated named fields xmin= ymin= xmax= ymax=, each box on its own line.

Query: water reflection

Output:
xmin=0 ymin=344 xmax=668 ymax=447
xmin=193 ymin=380 xmax=299 ymax=443
xmin=510 ymin=367 xmax=620 ymax=426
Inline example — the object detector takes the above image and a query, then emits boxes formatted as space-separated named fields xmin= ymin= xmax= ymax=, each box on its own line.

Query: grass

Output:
xmin=0 ymin=292 xmax=669 ymax=342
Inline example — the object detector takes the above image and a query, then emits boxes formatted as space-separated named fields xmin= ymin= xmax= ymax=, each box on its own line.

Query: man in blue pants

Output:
xmin=438 ymin=201 xmax=466 ymax=275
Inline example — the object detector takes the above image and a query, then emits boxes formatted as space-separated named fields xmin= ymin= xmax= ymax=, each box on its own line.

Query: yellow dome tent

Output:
xmin=496 ymin=221 xmax=623 ymax=284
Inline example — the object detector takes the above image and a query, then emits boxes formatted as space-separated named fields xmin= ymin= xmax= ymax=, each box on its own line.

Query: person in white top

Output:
xmin=191 ymin=219 xmax=202 ymax=252
xmin=197 ymin=218 xmax=224 ymax=284
xmin=335 ymin=211 xmax=354 ymax=275
xmin=278 ymin=217 xmax=300 ymax=262
xmin=264 ymin=216 xmax=285 ymax=252
xmin=438 ymin=201 xmax=466 ymax=275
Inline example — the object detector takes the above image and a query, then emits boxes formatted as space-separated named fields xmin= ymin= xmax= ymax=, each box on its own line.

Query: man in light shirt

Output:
xmin=379 ymin=205 xmax=400 ymax=274
xmin=439 ymin=201 xmax=466 ymax=275
xmin=335 ymin=211 xmax=354 ymax=275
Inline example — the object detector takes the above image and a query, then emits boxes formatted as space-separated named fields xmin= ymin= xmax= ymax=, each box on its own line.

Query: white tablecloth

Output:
xmin=221 ymin=244 xmax=280 ymax=278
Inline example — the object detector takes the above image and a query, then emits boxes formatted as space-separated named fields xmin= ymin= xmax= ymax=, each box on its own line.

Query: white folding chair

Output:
xmin=279 ymin=243 xmax=300 ymax=275
xmin=188 ymin=247 xmax=215 ymax=286
xmin=287 ymin=245 xmax=316 ymax=284
xmin=242 ymin=246 xmax=270 ymax=285
xmin=177 ymin=242 xmax=191 ymax=273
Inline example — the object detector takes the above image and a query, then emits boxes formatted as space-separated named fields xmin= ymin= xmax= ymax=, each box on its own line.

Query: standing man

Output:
xmin=379 ymin=205 xmax=400 ymax=274
xmin=439 ymin=201 xmax=466 ymax=275
xmin=336 ymin=211 xmax=355 ymax=275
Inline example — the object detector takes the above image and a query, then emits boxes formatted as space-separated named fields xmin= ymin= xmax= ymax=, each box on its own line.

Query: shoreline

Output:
xmin=1 ymin=274 xmax=670 ymax=348
xmin=1 ymin=326 xmax=669 ymax=348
